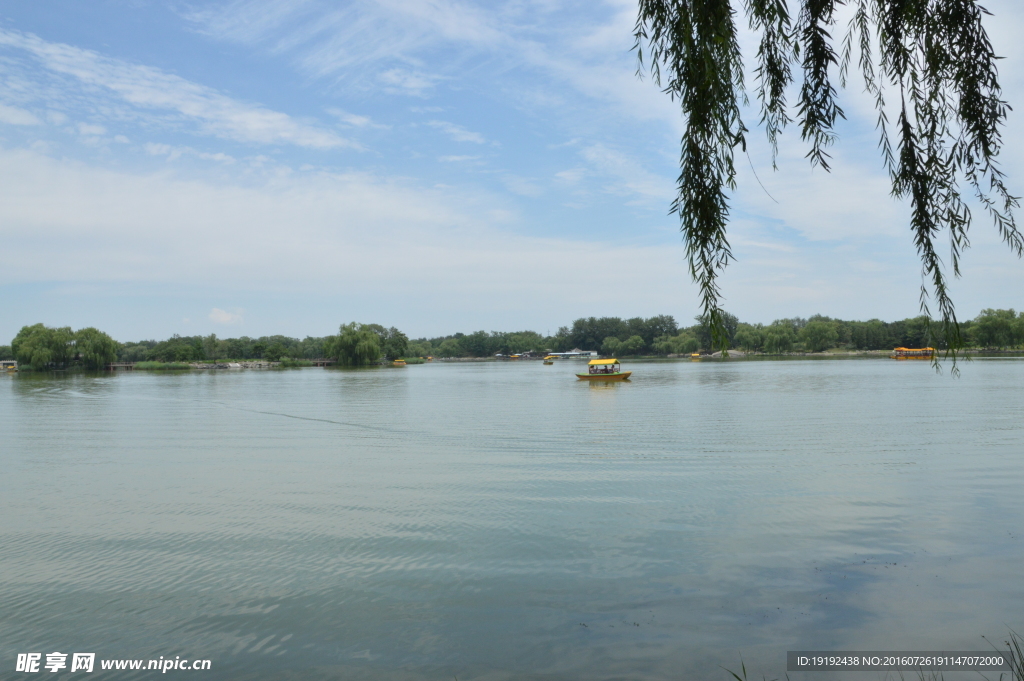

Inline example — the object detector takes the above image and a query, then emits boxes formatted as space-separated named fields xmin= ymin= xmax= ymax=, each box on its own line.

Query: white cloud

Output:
xmin=326 ymin=108 xmax=389 ymax=129
xmin=0 ymin=28 xmax=354 ymax=150
xmin=380 ymin=69 xmax=440 ymax=96
xmin=78 ymin=122 xmax=107 ymax=136
xmin=0 ymin=146 xmax=698 ymax=313
xmin=579 ymin=144 xmax=675 ymax=203
xmin=0 ymin=104 xmax=40 ymax=125
xmin=144 ymin=142 xmax=235 ymax=163
xmin=428 ymin=120 xmax=485 ymax=144
xmin=209 ymin=308 xmax=243 ymax=324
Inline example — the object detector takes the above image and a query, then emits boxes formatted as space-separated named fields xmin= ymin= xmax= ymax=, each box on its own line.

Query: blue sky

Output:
xmin=1 ymin=0 xmax=1023 ymax=343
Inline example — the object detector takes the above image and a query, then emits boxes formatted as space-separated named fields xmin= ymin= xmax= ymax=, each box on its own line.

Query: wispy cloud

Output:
xmin=209 ymin=308 xmax=244 ymax=324
xmin=0 ymin=28 xmax=353 ymax=150
xmin=579 ymin=144 xmax=675 ymax=203
xmin=428 ymin=120 xmax=485 ymax=144
xmin=326 ymin=108 xmax=389 ymax=129
xmin=144 ymin=142 xmax=236 ymax=163
xmin=379 ymin=69 xmax=441 ymax=96
xmin=438 ymin=155 xmax=480 ymax=162
xmin=0 ymin=104 xmax=40 ymax=125
xmin=77 ymin=123 xmax=107 ymax=136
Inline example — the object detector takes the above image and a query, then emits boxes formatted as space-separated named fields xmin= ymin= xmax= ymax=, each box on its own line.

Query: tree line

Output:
xmin=407 ymin=309 xmax=1024 ymax=357
xmin=5 ymin=309 xmax=1023 ymax=370
xmin=3 ymin=322 xmax=410 ymax=370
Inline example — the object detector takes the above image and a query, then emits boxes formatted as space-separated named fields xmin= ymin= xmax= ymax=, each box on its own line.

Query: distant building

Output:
xmin=1 ymin=360 xmax=18 ymax=371
xmin=547 ymin=349 xmax=597 ymax=359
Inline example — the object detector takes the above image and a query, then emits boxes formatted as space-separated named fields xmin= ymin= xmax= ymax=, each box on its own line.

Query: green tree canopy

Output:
xmin=74 ymin=327 xmax=119 ymax=369
xmin=12 ymin=324 xmax=75 ymax=369
xmin=763 ymin=323 xmax=796 ymax=354
xmin=601 ymin=336 xmax=622 ymax=356
xmin=800 ymin=320 xmax=839 ymax=352
xmin=635 ymin=0 xmax=1021 ymax=353
xmin=436 ymin=338 xmax=465 ymax=358
xmin=324 ymin=323 xmax=383 ymax=366
xmin=11 ymin=324 xmax=117 ymax=369
xmin=971 ymin=308 xmax=1021 ymax=348
xmin=619 ymin=335 xmax=646 ymax=355
xmin=264 ymin=342 xmax=288 ymax=361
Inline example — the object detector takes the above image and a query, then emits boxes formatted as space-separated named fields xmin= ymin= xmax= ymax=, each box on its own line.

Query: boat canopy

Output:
xmin=589 ymin=358 xmax=619 ymax=365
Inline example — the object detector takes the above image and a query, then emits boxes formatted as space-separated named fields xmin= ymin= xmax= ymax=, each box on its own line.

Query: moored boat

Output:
xmin=576 ymin=358 xmax=631 ymax=381
xmin=890 ymin=347 xmax=935 ymax=360
xmin=393 ymin=358 xmax=407 ymax=366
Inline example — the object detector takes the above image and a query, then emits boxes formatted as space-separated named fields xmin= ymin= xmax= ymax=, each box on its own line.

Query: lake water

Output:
xmin=2 ymin=359 xmax=1023 ymax=680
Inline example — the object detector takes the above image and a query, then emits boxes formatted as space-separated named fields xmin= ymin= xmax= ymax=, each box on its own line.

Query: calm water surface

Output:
xmin=2 ymin=359 xmax=1023 ymax=680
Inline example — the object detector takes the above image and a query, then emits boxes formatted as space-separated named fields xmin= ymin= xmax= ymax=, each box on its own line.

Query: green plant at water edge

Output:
xmin=722 ymin=658 xmax=779 ymax=681
xmin=277 ymin=358 xmax=313 ymax=367
xmin=1002 ymin=629 xmax=1024 ymax=681
xmin=134 ymin=361 xmax=191 ymax=370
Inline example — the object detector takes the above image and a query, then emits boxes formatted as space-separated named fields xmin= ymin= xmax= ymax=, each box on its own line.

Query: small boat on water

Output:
xmin=690 ymin=353 xmax=701 ymax=360
xmin=576 ymin=358 xmax=631 ymax=381
xmin=543 ymin=355 xmax=556 ymax=365
xmin=890 ymin=347 xmax=935 ymax=360
xmin=393 ymin=358 xmax=407 ymax=366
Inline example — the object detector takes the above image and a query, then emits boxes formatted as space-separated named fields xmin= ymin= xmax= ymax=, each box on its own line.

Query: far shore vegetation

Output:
xmin=4 ymin=309 xmax=1024 ymax=371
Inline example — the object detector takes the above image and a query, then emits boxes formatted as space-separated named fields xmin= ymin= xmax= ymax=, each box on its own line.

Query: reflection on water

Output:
xmin=2 ymin=359 xmax=1023 ymax=680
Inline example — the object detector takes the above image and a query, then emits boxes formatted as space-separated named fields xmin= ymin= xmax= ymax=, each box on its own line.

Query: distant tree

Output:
xmin=733 ymin=324 xmax=763 ymax=353
xmin=251 ymin=341 xmax=267 ymax=359
xmin=436 ymin=338 xmax=464 ymax=358
xmin=800 ymin=321 xmax=839 ymax=353
xmin=74 ymin=327 xmax=119 ymax=369
xmin=406 ymin=340 xmax=433 ymax=357
xmin=12 ymin=324 xmax=75 ymax=369
xmin=971 ymin=309 xmax=1018 ymax=348
xmin=203 ymin=334 xmax=219 ymax=361
xmin=324 ymin=323 xmax=382 ymax=366
xmin=619 ymin=335 xmax=645 ymax=355
xmin=264 ymin=342 xmax=288 ymax=361
xmin=763 ymin=324 xmax=796 ymax=354
xmin=695 ymin=311 xmax=738 ymax=351
xmin=0 ymin=345 xmax=13 ymax=361
xmin=119 ymin=342 xmax=152 ymax=362
xmin=380 ymin=328 xmax=409 ymax=360
xmin=601 ymin=336 xmax=622 ymax=356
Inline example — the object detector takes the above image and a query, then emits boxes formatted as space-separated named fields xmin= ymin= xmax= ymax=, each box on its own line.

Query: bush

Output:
xmin=134 ymin=361 xmax=191 ymax=370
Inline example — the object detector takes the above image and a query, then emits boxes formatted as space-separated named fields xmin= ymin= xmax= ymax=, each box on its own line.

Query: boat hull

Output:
xmin=576 ymin=371 xmax=631 ymax=381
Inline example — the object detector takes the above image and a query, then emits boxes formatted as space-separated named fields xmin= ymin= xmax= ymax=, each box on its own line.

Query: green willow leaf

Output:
xmin=635 ymin=0 xmax=1021 ymax=363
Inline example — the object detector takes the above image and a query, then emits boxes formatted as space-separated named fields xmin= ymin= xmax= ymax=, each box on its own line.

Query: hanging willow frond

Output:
xmin=635 ymin=0 xmax=1021 ymax=361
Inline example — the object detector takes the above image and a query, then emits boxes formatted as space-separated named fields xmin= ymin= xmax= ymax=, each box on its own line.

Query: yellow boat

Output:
xmin=543 ymin=355 xmax=556 ymax=365
xmin=576 ymin=358 xmax=631 ymax=381
xmin=891 ymin=347 xmax=935 ymax=360
xmin=393 ymin=358 xmax=407 ymax=366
